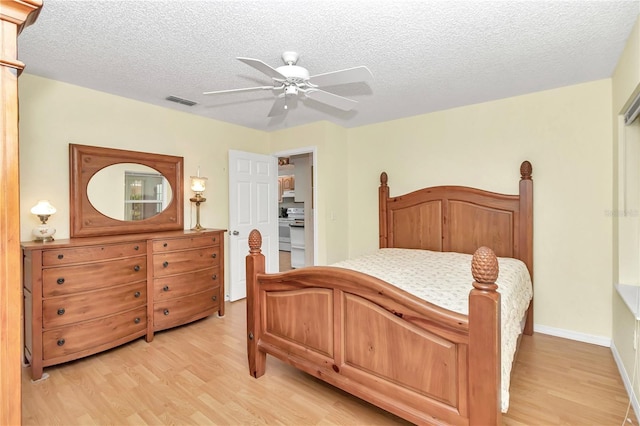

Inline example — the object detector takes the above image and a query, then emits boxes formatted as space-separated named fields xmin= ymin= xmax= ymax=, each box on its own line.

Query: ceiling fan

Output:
xmin=203 ymin=51 xmax=373 ymax=117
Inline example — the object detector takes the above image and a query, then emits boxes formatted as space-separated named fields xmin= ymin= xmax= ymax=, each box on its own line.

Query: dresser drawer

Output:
xmin=42 ymin=242 xmax=146 ymax=266
xmin=43 ymin=256 xmax=146 ymax=297
xmin=152 ymin=233 xmax=221 ymax=253
xmin=43 ymin=281 xmax=146 ymax=329
xmin=42 ymin=306 xmax=146 ymax=360
xmin=153 ymin=247 xmax=220 ymax=277
xmin=154 ymin=289 xmax=219 ymax=331
xmin=154 ymin=267 xmax=220 ymax=301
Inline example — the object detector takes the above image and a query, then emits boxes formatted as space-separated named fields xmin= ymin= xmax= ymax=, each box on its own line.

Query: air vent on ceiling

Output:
xmin=165 ymin=95 xmax=197 ymax=107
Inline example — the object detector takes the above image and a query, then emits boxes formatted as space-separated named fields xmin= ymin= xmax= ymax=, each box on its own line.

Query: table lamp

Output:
xmin=190 ymin=168 xmax=207 ymax=231
xmin=31 ymin=200 xmax=56 ymax=241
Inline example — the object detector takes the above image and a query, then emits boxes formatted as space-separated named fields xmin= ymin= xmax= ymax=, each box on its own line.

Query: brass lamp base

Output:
xmin=33 ymin=229 xmax=55 ymax=241
xmin=190 ymin=194 xmax=206 ymax=231
xmin=33 ymin=216 xmax=55 ymax=242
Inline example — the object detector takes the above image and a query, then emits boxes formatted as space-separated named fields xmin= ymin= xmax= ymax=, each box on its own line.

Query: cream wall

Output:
xmin=19 ymin=74 xmax=269 ymax=240
xmin=612 ymin=16 xmax=640 ymax=406
xmin=346 ymin=80 xmax=613 ymax=338
xmin=19 ymin=64 xmax=617 ymax=342
xmin=266 ymin=80 xmax=614 ymax=339
xmin=18 ymin=74 xmax=269 ymax=285
xmin=269 ymin=121 xmax=349 ymax=265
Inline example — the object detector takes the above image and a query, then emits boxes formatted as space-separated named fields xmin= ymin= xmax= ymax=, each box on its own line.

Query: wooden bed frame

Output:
xmin=245 ymin=161 xmax=533 ymax=425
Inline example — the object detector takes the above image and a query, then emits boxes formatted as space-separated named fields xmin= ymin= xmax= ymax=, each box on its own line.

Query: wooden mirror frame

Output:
xmin=70 ymin=144 xmax=184 ymax=237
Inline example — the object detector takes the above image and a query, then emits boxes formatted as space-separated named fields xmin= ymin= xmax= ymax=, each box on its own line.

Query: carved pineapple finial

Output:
xmin=520 ymin=161 xmax=532 ymax=180
xmin=471 ymin=246 xmax=499 ymax=290
xmin=248 ymin=229 xmax=262 ymax=253
xmin=380 ymin=172 xmax=388 ymax=186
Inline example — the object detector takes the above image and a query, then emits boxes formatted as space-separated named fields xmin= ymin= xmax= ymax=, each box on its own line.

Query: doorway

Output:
xmin=274 ymin=147 xmax=316 ymax=271
xmin=227 ymin=150 xmax=279 ymax=301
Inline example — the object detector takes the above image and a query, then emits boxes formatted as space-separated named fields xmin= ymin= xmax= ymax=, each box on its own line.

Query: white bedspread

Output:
xmin=331 ymin=248 xmax=533 ymax=413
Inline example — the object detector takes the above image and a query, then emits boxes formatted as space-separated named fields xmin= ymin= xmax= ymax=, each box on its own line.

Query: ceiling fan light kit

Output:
xmin=285 ymin=86 xmax=299 ymax=96
xmin=203 ymin=51 xmax=372 ymax=117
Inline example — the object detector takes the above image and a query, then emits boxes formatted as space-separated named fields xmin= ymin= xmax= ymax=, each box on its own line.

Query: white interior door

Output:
xmin=228 ymin=150 xmax=278 ymax=301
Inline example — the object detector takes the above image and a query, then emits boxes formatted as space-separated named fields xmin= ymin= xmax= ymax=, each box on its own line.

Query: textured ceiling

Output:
xmin=16 ymin=0 xmax=640 ymax=132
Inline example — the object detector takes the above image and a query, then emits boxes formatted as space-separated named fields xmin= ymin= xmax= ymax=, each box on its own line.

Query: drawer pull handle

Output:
xmin=212 ymin=237 xmax=216 ymax=242
xmin=57 ymin=254 xmax=64 ymax=260
xmin=134 ymin=317 xmax=141 ymax=324
xmin=212 ymin=274 xmax=217 ymax=280
xmin=57 ymin=308 xmax=65 ymax=316
xmin=57 ymin=339 xmax=65 ymax=346
xmin=212 ymin=295 xmax=217 ymax=301
xmin=134 ymin=265 xmax=141 ymax=272
xmin=163 ymin=243 xmax=168 ymax=247
xmin=134 ymin=245 xmax=139 ymax=251
xmin=163 ymin=309 xmax=170 ymax=316
xmin=163 ymin=285 xmax=169 ymax=292
xmin=134 ymin=291 xmax=141 ymax=298
xmin=211 ymin=253 xmax=217 ymax=259
xmin=163 ymin=261 xmax=169 ymax=268
xmin=57 ymin=278 xmax=65 ymax=285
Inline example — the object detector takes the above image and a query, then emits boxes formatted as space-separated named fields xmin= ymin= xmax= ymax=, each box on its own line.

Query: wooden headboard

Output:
xmin=379 ymin=160 xmax=533 ymax=278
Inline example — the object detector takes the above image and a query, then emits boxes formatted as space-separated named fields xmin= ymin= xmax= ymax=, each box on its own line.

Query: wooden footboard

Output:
xmin=246 ymin=230 xmax=501 ymax=425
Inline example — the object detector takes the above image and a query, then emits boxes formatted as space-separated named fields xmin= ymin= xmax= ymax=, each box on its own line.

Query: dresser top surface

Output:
xmin=22 ymin=229 xmax=227 ymax=251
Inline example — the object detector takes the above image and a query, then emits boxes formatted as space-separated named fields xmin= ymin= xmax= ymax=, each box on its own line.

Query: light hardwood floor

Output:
xmin=23 ymin=299 xmax=636 ymax=425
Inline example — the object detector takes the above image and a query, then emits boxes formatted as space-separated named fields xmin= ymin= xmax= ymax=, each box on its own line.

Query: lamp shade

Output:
xmin=30 ymin=200 xmax=57 ymax=216
xmin=190 ymin=176 xmax=207 ymax=193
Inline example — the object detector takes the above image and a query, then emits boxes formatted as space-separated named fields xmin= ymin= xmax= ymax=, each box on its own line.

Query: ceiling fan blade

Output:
xmin=203 ymin=86 xmax=274 ymax=95
xmin=267 ymin=96 xmax=287 ymax=117
xmin=305 ymin=89 xmax=358 ymax=111
xmin=308 ymin=66 xmax=373 ymax=87
xmin=237 ymin=57 xmax=287 ymax=80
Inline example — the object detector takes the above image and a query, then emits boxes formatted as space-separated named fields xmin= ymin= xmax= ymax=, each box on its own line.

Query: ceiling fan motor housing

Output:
xmin=281 ymin=51 xmax=299 ymax=65
xmin=275 ymin=65 xmax=310 ymax=85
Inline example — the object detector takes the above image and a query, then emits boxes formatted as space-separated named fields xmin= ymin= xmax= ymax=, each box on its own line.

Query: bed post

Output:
xmin=246 ymin=229 xmax=266 ymax=378
xmin=519 ymin=160 xmax=534 ymax=335
xmin=468 ymin=246 xmax=501 ymax=425
xmin=379 ymin=172 xmax=389 ymax=248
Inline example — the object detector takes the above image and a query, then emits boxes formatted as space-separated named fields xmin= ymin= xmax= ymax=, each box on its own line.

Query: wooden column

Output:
xmin=246 ymin=229 xmax=266 ymax=378
xmin=468 ymin=246 xmax=501 ymax=425
xmin=0 ymin=1 xmax=42 ymax=424
xmin=518 ymin=160 xmax=534 ymax=335
xmin=378 ymin=172 xmax=389 ymax=248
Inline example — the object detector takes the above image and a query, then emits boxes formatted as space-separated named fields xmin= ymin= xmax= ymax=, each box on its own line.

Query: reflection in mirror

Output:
xmin=87 ymin=163 xmax=173 ymax=221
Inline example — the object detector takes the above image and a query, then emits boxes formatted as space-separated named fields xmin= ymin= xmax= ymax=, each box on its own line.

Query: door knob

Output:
xmin=232 ymin=230 xmax=239 ymax=235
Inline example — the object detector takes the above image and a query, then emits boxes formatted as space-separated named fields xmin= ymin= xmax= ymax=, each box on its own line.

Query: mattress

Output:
xmin=332 ymin=248 xmax=533 ymax=412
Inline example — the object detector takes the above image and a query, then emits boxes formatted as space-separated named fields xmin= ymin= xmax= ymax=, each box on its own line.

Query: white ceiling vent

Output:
xmin=165 ymin=95 xmax=197 ymax=107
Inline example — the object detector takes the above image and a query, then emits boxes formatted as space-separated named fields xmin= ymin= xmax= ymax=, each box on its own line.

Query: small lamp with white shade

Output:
xmin=31 ymin=200 xmax=57 ymax=242
xmin=190 ymin=168 xmax=207 ymax=231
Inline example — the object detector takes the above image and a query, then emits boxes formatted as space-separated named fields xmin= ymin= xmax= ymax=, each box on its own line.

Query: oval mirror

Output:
xmin=87 ymin=163 xmax=173 ymax=221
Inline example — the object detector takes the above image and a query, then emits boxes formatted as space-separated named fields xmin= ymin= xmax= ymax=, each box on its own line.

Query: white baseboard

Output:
xmin=611 ymin=341 xmax=640 ymax=423
xmin=533 ymin=323 xmax=611 ymax=347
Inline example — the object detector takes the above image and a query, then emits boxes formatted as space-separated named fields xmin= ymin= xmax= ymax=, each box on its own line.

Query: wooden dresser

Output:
xmin=22 ymin=229 xmax=225 ymax=380
xmin=151 ymin=231 xmax=224 ymax=335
